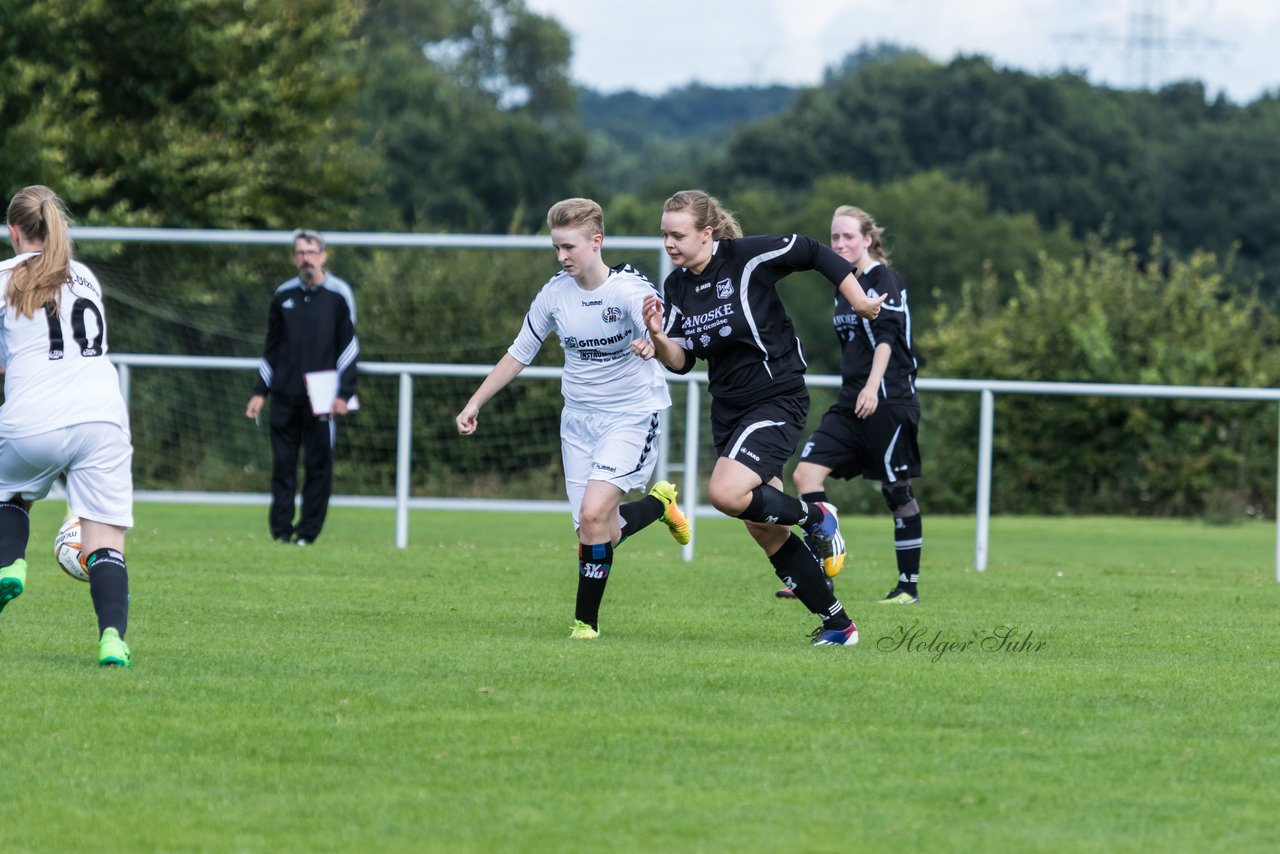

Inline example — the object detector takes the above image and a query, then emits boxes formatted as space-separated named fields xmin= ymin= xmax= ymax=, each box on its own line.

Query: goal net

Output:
xmin=76 ymin=232 xmax=682 ymax=506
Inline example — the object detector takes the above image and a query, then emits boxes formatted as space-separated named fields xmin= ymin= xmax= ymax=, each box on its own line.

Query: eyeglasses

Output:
xmin=293 ymin=248 xmax=322 ymax=257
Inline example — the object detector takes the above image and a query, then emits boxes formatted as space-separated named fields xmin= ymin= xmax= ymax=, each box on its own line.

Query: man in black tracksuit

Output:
xmin=245 ymin=229 xmax=359 ymax=545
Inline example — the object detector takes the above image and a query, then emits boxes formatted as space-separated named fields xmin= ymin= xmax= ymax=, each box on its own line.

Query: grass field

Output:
xmin=3 ymin=502 xmax=1278 ymax=852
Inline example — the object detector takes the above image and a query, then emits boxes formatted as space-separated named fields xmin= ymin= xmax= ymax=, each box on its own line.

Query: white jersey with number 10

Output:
xmin=0 ymin=253 xmax=130 ymax=438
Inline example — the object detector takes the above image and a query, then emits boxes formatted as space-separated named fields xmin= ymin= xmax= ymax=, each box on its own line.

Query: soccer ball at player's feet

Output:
xmin=54 ymin=517 xmax=89 ymax=582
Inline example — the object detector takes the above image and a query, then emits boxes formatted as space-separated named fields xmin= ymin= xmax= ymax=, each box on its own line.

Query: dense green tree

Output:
xmin=1155 ymin=94 xmax=1280 ymax=294
xmin=0 ymin=0 xmax=371 ymax=227
xmin=353 ymin=0 xmax=586 ymax=232
xmin=919 ymin=239 xmax=1280 ymax=516
xmin=717 ymin=52 xmax=1279 ymax=293
xmin=723 ymin=55 xmax=1159 ymax=231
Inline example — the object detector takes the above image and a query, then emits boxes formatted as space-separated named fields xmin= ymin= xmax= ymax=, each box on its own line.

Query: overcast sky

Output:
xmin=523 ymin=0 xmax=1278 ymax=103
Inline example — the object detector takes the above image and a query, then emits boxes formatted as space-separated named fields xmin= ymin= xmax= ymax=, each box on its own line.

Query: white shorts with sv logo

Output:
xmin=560 ymin=408 xmax=661 ymax=529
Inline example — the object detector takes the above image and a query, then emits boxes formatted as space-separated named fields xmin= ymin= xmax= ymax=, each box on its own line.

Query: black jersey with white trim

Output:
xmin=661 ymin=234 xmax=854 ymax=405
xmin=831 ymin=262 xmax=918 ymax=406
xmin=252 ymin=274 xmax=359 ymax=405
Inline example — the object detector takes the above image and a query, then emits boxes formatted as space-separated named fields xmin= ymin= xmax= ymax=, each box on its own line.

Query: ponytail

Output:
xmin=5 ymin=185 xmax=73 ymax=318
xmin=664 ymin=190 xmax=743 ymax=239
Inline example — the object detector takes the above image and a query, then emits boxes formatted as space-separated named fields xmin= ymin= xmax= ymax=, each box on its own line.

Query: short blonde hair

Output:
xmin=547 ymin=198 xmax=604 ymax=236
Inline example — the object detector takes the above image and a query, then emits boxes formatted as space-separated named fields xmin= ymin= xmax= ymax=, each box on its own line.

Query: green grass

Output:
xmin=4 ymin=504 xmax=1279 ymax=852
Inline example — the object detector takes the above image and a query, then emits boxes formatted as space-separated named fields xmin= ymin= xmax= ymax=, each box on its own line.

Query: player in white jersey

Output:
xmin=0 ymin=186 xmax=134 ymax=667
xmin=456 ymin=198 xmax=690 ymax=640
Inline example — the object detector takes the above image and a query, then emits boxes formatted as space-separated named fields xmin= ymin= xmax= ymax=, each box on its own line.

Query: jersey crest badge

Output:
xmin=601 ymin=306 xmax=622 ymax=323
xmin=716 ymin=278 xmax=734 ymax=299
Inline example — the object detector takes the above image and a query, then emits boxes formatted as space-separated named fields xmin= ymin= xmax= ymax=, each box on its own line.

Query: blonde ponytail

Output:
xmin=5 ymin=185 xmax=74 ymax=318
xmin=664 ymin=190 xmax=743 ymax=239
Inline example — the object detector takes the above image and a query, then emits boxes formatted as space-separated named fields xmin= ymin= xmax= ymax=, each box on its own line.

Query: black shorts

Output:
xmin=710 ymin=391 xmax=809 ymax=482
xmin=798 ymin=400 xmax=921 ymax=483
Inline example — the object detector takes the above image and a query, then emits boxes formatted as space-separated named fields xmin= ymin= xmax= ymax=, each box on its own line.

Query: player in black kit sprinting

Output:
xmin=782 ymin=205 xmax=924 ymax=605
xmin=640 ymin=190 xmax=885 ymax=646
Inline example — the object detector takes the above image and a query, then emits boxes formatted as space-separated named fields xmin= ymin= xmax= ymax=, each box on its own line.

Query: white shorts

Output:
xmin=561 ymin=408 xmax=661 ymax=528
xmin=0 ymin=422 xmax=134 ymax=528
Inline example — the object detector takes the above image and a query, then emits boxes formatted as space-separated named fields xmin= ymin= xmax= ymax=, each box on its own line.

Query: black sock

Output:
xmin=86 ymin=548 xmax=129 ymax=638
xmin=575 ymin=542 xmax=613 ymax=629
xmin=618 ymin=495 xmax=664 ymax=545
xmin=795 ymin=491 xmax=829 ymax=529
xmin=769 ymin=534 xmax=851 ymax=629
xmin=0 ymin=502 xmax=30 ymax=568
xmin=894 ymin=513 xmax=922 ymax=595
xmin=739 ymin=484 xmax=807 ymax=527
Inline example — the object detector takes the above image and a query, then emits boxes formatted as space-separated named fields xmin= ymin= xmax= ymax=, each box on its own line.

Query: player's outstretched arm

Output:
xmin=456 ymin=353 xmax=527 ymax=435
xmin=837 ymin=272 xmax=887 ymax=320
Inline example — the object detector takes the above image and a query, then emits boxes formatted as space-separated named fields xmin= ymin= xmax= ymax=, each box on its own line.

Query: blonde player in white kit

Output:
xmin=456 ymin=198 xmax=690 ymax=640
xmin=0 ymin=186 xmax=134 ymax=667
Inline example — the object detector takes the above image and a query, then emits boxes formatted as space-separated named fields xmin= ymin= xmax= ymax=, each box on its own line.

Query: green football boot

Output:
xmin=0 ymin=559 xmax=26 ymax=616
xmin=98 ymin=627 xmax=133 ymax=668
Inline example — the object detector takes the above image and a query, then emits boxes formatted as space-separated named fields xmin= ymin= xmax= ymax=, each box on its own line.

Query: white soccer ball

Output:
xmin=54 ymin=517 xmax=89 ymax=582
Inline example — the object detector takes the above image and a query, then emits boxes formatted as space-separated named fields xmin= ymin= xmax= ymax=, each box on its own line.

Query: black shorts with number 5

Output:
xmin=799 ymin=400 xmax=922 ymax=483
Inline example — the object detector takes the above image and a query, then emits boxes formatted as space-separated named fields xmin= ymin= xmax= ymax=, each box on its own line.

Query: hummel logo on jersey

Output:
xmin=592 ymin=462 xmax=617 ymax=474
xmin=582 ymin=299 xmax=603 ymax=306
xmin=764 ymin=514 xmax=779 ymax=524
xmin=282 ymin=298 xmax=295 ymax=309
xmin=716 ymin=278 xmax=734 ymax=299
xmin=695 ymin=282 xmax=711 ymax=293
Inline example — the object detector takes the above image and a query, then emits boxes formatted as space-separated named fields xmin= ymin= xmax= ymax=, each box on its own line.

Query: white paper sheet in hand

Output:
xmin=304 ymin=370 xmax=339 ymax=416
